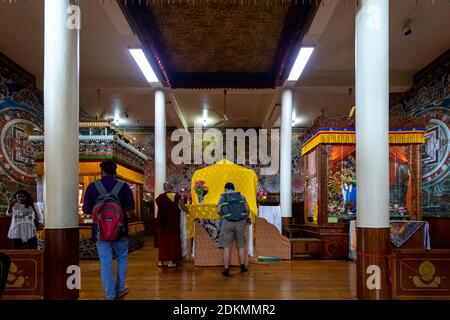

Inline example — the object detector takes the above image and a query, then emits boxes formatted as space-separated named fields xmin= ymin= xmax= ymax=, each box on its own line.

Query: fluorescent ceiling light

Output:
xmin=129 ymin=48 xmax=159 ymax=83
xmin=287 ymin=47 xmax=315 ymax=82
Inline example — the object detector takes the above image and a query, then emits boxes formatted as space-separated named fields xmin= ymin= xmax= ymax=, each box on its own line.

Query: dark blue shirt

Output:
xmin=82 ymin=176 xmax=135 ymax=240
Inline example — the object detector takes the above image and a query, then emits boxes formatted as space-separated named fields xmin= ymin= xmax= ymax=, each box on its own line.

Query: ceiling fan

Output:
xmin=211 ymin=88 xmax=248 ymax=127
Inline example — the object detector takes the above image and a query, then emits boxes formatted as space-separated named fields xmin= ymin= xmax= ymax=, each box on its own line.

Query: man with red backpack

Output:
xmin=82 ymin=160 xmax=135 ymax=300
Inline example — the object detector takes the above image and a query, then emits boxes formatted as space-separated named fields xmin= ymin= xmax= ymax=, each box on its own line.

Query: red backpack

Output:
xmin=92 ymin=180 xmax=125 ymax=241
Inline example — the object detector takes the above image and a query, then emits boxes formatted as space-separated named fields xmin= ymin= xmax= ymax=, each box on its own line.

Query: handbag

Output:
xmin=31 ymin=204 xmax=44 ymax=231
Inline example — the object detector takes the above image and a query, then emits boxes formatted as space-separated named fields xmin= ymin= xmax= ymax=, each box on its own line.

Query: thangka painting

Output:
xmin=391 ymin=50 xmax=450 ymax=216
xmin=0 ymin=54 xmax=44 ymax=208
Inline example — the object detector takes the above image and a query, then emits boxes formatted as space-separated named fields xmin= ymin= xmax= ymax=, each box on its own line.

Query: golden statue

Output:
xmin=313 ymin=201 xmax=319 ymax=224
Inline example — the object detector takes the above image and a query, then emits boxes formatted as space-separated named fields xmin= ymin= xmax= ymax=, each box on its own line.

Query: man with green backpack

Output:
xmin=217 ymin=182 xmax=250 ymax=277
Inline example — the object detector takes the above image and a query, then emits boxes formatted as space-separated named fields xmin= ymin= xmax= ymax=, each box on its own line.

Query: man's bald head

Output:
xmin=163 ymin=182 xmax=174 ymax=192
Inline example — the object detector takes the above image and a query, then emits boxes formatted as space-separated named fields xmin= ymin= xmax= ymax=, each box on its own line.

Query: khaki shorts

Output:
xmin=218 ymin=219 xmax=247 ymax=249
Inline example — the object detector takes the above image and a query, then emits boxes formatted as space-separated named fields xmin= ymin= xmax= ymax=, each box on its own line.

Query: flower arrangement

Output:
xmin=257 ymin=190 xmax=267 ymax=203
xmin=391 ymin=203 xmax=408 ymax=216
xmin=194 ymin=180 xmax=208 ymax=203
xmin=398 ymin=206 xmax=407 ymax=215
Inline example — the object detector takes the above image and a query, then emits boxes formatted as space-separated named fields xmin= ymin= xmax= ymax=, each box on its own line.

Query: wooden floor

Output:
xmin=80 ymin=236 xmax=357 ymax=300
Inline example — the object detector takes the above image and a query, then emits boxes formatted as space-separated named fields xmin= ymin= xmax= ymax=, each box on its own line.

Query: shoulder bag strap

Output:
xmin=94 ymin=180 xmax=108 ymax=195
xmin=111 ymin=181 xmax=125 ymax=197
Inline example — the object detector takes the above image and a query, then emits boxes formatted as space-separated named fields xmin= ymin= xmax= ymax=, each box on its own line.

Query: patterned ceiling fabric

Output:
xmin=119 ymin=0 xmax=319 ymax=88
xmin=148 ymin=1 xmax=289 ymax=73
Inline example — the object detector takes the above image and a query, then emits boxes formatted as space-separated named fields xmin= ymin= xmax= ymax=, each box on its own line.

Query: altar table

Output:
xmin=182 ymin=204 xmax=256 ymax=261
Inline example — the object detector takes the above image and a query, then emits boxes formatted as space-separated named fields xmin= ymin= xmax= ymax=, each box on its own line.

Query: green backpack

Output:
xmin=219 ymin=192 xmax=248 ymax=221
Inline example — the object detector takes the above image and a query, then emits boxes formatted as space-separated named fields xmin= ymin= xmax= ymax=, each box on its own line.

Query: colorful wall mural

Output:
xmin=391 ymin=49 xmax=450 ymax=216
xmin=3 ymin=47 xmax=448 ymax=212
xmin=0 ymin=53 xmax=44 ymax=210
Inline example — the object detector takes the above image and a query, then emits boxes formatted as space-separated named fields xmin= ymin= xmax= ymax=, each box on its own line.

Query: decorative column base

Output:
xmin=356 ymin=227 xmax=391 ymax=300
xmin=44 ymin=228 xmax=79 ymax=300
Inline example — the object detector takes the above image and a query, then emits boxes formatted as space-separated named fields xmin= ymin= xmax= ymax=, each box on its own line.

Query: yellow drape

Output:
xmin=301 ymin=131 xmax=425 ymax=156
xmin=187 ymin=159 xmax=258 ymax=238
xmin=190 ymin=159 xmax=258 ymax=213
xmin=301 ymin=132 xmax=355 ymax=156
xmin=36 ymin=161 xmax=145 ymax=185
xmin=185 ymin=204 xmax=221 ymax=239
xmin=389 ymin=132 xmax=425 ymax=145
xmin=83 ymin=176 xmax=99 ymax=193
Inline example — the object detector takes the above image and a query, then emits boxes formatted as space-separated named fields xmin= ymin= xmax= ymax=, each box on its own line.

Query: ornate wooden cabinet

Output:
xmin=300 ymin=116 xmax=425 ymax=259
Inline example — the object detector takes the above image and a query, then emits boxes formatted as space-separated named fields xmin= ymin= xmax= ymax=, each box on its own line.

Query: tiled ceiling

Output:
xmin=119 ymin=0 xmax=319 ymax=88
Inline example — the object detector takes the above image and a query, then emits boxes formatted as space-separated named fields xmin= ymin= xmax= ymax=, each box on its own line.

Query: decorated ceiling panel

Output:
xmin=149 ymin=2 xmax=289 ymax=73
xmin=119 ymin=0 xmax=319 ymax=88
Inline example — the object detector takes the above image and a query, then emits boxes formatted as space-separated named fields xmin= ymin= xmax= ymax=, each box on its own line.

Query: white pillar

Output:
xmin=44 ymin=0 xmax=79 ymax=229
xmin=36 ymin=175 xmax=44 ymax=204
xmin=154 ymin=89 xmax=166 ymax=217
xmin=356 ymin=0 xmax=390 ymax=228
xmin=280 ymin=89 xmax=293 ymax=218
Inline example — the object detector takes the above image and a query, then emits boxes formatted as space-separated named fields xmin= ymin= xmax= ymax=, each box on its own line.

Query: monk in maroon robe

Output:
xmin=155 ymin=183 xmax=186 ymax=267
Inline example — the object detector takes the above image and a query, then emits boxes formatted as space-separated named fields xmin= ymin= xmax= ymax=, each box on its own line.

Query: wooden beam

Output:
xmin=167 ymin=92 xmax=188 ymax=130
xmin=263 ymin=92 xmax=281 ymax=129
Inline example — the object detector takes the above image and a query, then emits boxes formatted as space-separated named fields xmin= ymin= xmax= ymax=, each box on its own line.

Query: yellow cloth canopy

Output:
xmin=189 ymin=159 xmax=258 ymax=222
xmin=190 ymin=159 xmax=258 ymax=212
xmin=36 ymin=161 xmax=144 ymax=185
xmin=301 ymin=129 xmax=425 ymax=156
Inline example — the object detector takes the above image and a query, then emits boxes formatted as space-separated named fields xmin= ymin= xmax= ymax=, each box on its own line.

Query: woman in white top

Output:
xmin=6 ymin=190 xmax=44 ymax=249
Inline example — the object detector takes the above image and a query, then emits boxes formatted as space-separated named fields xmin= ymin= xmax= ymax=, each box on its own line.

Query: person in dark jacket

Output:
xmin=82 ymin=160 xmax=135 ymax=300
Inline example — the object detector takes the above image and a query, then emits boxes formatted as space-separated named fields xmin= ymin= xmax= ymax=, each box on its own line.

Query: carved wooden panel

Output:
xmin=392 ymin=249 xmax=450 ymax=299
xmin=411 ymin=144 xmax=422 ymax=220
xmin=318 ymin=145 xmax=329 ymax=226
xmin=2 ymin=250 xmax=43 ymax=300
xmin=322 ymin=238 xmax=349 ymax=260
